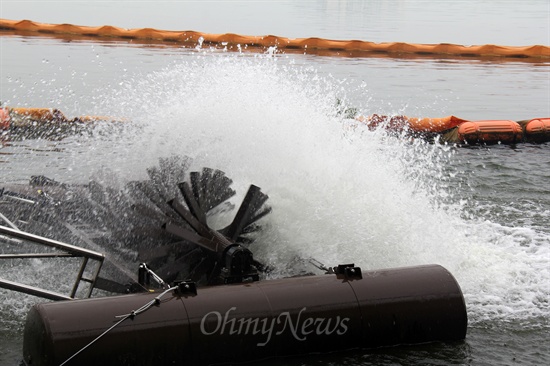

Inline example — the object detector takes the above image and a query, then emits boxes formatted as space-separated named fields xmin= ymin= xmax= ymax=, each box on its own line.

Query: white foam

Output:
xmin=2 ymin=53 xmax=548 ymax=328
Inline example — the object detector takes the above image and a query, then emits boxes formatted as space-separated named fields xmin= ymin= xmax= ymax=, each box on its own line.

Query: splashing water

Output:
xmin=1 ymin=53 xmax=548 ymax=332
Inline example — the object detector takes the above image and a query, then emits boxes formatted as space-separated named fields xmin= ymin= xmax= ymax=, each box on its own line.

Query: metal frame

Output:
xmin=0 ymin=225 xmax=105 ymax=301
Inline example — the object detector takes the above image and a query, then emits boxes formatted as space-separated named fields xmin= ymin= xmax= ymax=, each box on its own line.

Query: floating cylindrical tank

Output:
xmin=22 ymin=264 xmax=467 ymax=366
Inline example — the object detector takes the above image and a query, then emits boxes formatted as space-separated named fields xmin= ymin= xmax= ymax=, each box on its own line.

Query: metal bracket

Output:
xmin=334 ymin=263 xmax=363 ymax=280
xmin=173 ymin=280 xmax=197 ymax=296
xmin=138 ymin=263 xmax=168 ymax=290
xmin=0 ymin=225 xmax=105 ymax=301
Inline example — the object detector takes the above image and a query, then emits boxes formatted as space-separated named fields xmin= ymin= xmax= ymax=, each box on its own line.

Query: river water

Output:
xmin=1 ymin=1 xmax=549 ymax=365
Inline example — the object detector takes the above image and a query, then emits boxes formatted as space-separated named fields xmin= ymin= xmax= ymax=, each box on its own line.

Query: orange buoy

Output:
xmin=0 ymin=107 xmax=10 ymax=130
xmin=9 ymin=107 xmax=67 ymax=123
xmin=5 ymin=107 xmax=125 ymax=127
xmin=357 ymin=115 xmax=467 ymax=134
xmin=457 ymin=120 xmax=523 ymax=144
xmin=406 ymin=115 xmax=467 ymax=133
xmin=524 ymin=118 xmax=550 ymax=143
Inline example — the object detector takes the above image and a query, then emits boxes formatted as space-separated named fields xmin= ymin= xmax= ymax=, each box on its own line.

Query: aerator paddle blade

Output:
xmin=160 ymin=165 xmax=271 ymax=285
xmin=0 ymin=155 xmax=271 ymax=296
xmin=221 ymin=184 xmax=272 ymax=242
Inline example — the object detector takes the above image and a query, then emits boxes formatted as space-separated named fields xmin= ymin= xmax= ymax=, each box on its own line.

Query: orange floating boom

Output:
xmin=1 ymin=107 xmax=124 ymax=128
xmin=356 ymin=115 xmax=550 ymax=144
xmin=457 ymin=120 xmax=524 ymax=144
xmin=2 ymin=107 xmax=548 ymax=145
xmin=522 ymin=118 xmax=550 ymax=143
xmin=8 ymin=107 xmax=67 ymax=122
xmin=1 ymin=19 xmax=549 ymax=60
xmin=357 ymin=114 xmax=468 ymax=133
xmin=0 ymin=107 xmax=9 ymax=130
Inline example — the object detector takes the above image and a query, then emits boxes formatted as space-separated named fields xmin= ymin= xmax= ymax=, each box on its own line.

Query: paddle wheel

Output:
xmin=0 ymin=156 xmax=271 ymax=298
xmin=1 ymin=156 xmax=468 ymax=366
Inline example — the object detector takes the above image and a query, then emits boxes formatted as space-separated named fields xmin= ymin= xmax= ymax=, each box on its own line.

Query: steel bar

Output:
xmin=0 ymin=225 xmax=104 ymax=261
xmin=70 ymin=257 xmax=89 ymax=298
xmin=0 ymin=278 xmax=72 ymax=301
xmin=0 ymin=253 xmax=75 ymax=259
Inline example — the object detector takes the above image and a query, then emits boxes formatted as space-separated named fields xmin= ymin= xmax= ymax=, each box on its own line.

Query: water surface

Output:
xmin=1 ymin=1 xmax=549 ymax=365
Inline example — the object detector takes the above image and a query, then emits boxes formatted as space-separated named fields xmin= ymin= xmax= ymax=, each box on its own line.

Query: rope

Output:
xmin=1 ymin=19 xmax=548 ymax=60
xmin=114 ymin=285 xmax=176 ymax=318
xmin=58 ymin=286 xmax=178 ymax=366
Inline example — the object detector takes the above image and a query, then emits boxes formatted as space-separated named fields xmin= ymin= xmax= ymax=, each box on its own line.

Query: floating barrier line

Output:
xmin=0 ymin=107 xmax=124 ymax=126
xmin=1 ymin=107 xmax=548 ymax=145
xmin=357 ymin=115 xmax=550 ymax=144
xmin=1 ymin=19 xmax=549 ymax=60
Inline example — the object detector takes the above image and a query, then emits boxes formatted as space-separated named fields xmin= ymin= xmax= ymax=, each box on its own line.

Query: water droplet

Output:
xmin=265 ymin=46 xmax=277 ymax=57
xmin=195 ymin=36 xmax=204 ymax=50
